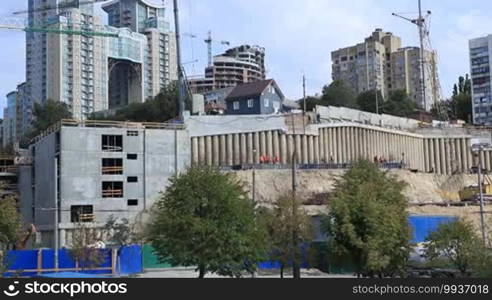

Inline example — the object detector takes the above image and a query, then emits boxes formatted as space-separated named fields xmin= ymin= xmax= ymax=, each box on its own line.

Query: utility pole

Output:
xmin=173 ymin=0 xmax=185 ymax=120
xmin=290 ymin=112 xmax=300 ymax=279
xmin=476 ymin=148 xmax=487 ymax=244
xmin=54 ymin=157 xmax=59 ymax=271
xmin=417 ymin=0 xmax=427 ymax=111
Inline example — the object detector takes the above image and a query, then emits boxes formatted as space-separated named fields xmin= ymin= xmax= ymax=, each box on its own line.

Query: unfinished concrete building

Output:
xmin=19 ymin=120 xmax=189 ymax=247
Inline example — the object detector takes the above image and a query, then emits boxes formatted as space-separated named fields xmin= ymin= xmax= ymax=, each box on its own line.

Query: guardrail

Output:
xmin=31 ymin=119 xmax=187 ymax=144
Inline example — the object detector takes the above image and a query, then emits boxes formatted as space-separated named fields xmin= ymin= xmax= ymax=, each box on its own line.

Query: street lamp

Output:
xmin=472 ymin=144 xmax=488 ymax=245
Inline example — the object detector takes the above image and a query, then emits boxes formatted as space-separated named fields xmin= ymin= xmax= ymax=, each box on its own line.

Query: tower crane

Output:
xmin=184 ymin=31 xmax=230 ymax=67
xmin=392 ymin=0 xmax=432 ymax=111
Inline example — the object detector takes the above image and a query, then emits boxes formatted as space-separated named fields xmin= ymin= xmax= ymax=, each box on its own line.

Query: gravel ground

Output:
xmin=136 ymin=268 xmax=355 ymax=278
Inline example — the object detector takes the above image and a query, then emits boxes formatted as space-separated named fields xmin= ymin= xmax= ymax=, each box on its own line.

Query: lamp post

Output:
xmin=472 ymin=145 xmax=488 ymax=245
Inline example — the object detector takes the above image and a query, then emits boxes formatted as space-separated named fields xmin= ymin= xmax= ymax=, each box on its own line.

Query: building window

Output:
xmin=102 ymin=135 xmax=123 ymax=152
xmin=102 ymin=158 xmax=123 ymax=175
xmin=70 ymin=205 xmax=94 ymax=223
xmin=127 ymin=199 xmax=139 ymax=206
xmin=127 ymin=154 xmax=138 ymax=160
xmin=233 ymin=101 xmax=240 ymax=110
xmin=102 ymin=181 xmax=124 ymax=198
xmin=127 ymin=176 xmax=138 ymax=183
xmin=127 ymin=130 xmax=139 ymax=136
xmin=264 ymin=98 xmax=270 ymax=107
xmin=247 ymin=99 xmax=254 ymax=108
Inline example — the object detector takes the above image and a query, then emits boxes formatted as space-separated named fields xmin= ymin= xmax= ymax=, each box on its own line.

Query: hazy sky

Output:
xmin=1 ymin=0 xmax=491 ymax=113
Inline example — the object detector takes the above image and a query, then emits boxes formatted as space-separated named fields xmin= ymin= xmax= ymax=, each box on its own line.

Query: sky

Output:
xmin=1 ymin=0 xmax=492 ymax=113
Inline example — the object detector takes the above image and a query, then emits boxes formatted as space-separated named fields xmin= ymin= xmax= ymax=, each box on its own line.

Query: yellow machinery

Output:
xmin=459 ymin=175 xmax=492 ymax=202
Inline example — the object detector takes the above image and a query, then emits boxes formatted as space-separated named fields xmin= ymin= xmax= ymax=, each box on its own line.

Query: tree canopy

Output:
xmin=261 ymin=193 xmax=314 ymax=278
xmin=381 ymin=90 xmax=419 ymax=117
xmin=322 ymin=160 xmax=411 ymax=277
xmin=148 ymin=165 xmax=267 ymax=278
xmin=320 ymin=80 xmax=358 ymax=109
xmin=431 ymin=75 xmax=472 ymax=122
xmin=356 ymin=90 xmax=384 ymax=114
xmin=89 ymin=83 xmax=189 ymax=123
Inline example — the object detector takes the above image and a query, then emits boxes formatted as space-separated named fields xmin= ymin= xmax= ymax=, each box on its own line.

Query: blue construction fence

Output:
xmin=258 ymin=215 xmax=459 ymax=272
xmin=3 ymin=245 xmax=142 ymax=277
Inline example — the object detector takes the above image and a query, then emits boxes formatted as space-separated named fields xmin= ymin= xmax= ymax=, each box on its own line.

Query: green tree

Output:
xmin=381 ymin=90 xmax=419 ymax=117
xmin=148 ymin=165 xmax=267 ymax=278
xmin=303 ymin=96 xmax=323 ymax=112
xmin=320 ymin=80 xmax=358 ymax=109
xmin=323 ymin=160 xmax=411 ymax=277
xmin=433 ymin=75 xmax=472 ymax=122
xmin=261 ymin=194 xmax=314 ymax=278
xmin=21 ymin=100 xmax=72 ymax=147
xmin=90 ymin=83 xmax=190 ymax=122
xmin=356 ymin=90 xmax=384 ymax=114
xmin=103 ymin=215 xmax=137 ymax=247
xmin=0 ymin=195 xmax=23 ymax=276
xmin=424 ymin=219 xmax=482 ymax=276
xmin=69 ymin=222 xmax=106 ymax=271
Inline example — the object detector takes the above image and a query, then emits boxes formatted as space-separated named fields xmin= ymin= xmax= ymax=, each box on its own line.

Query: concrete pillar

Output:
xmin=247 ymin=133 xmax=254 ymax=165
xmin=466 ymin=139 xmax=473 ymax=173
xmin=253 ymin=132 xmax=260 ymax=164
xmin=198 ymin=137 xmax=205 ymax=164
xmin=295 ymin=135 xmax=302 ymax=164
xmin=280 ymin=133 xmax=287 ymax=164
xmin=319 ymin=129 xmax=325 ymax=163
xmin=273 ymin=130 xmax=280 ymax=161
xmin=439 ymin=138 xmax=446 ymax=174
xmin=346 ymin=127 xmax=352 ymax=162
xmin=287 ymin=135 xmax=294 ymax=164
xmin=191 ymin=137 xmax=199 ymax=165
xmin=232 ymin=134 xmax=240 ymax=165
xmin=227 ymin=134 xmax=234 ymax=166
xmin=314 ymin=136 xmax=320 ymax=163
xmin=327 ymin=128 xmax=333 ymax=162
xmin=481 ymin=150 xmax=486 ymax=173
xmin=324 ymin=128 xmax=330 ymax=162
xmin=205 ymin=136 xmax=213 ymax=165
xmin=423 ymin=139 xmax=429 ymax=172
xmin=454 ymin=139 xmax=462 ymax=173
xmin=336 ymin=127 xmax=342 ymax=163
xmin=428 ymin=138 xmax=435 ymax=173
xmin=220 ymin=135 xmax=227 ymax=166
xmin=307 ymin=136 xmax=314 ymax=163
xmin=302 ymin=135 xmax=308 ymax=164
xmin=260 ymin=132 xmax=266 ymax=158
xmin=266 ymin=131 xmax=273 ymax=159
xmin=240 ymin=133 xmax=247 ymax=164
xmin=212 ymin=135 xmax=220 ymax=166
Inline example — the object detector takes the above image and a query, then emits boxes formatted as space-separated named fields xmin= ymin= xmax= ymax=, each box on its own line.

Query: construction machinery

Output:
xmin=184 ymin=31 xmax=230 ymax=67
xmin=459 ymin=174 xmax=492 ymax=202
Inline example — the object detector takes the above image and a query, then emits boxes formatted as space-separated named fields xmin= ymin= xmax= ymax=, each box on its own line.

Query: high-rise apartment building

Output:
xmin=469 ymin=35 xmax=492 ymax=125
xmin=331 ymin=29 xmax=439 ymax=111
xmin=189 ymin=45 xmax=266 ymax=94
xmin=25 ymin=0 xmax=177 ymax=120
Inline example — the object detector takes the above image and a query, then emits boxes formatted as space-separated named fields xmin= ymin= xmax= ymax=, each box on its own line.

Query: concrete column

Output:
xmin=295 ymin=135 xmax=302 ymax=164
xmin=191 ymin=137 xmax=199 ymax=165
xmin=428 ymin=138 xmax=435 ymax=173
xmin=266 ymin=131 xmax=273 ymax=159
xmin=346 ymin=127 xmax=352 ymax=162
xmin=302 ymin=135 xmax=308 ymax=164
xmin=439 ymin=138 xmax=446 ymax=174
xmin=466 ymin=138 xmax=473 ymax=173
xmin=280 ymin=133 xmax=287 ymax=164
xmin=273 ymin=130 xmax=280 ymax=161
xmin=481 ymin=151 xmax=486 ymax=173
xmin=253 ymin=132 xmax=260 ymax=164
xmin=319 ymin=129 xmax=325 ymax=163
xmin=198 ymin=137 xmax=205 ymax=164
xmin=212 ymin=135 xmax=220 ymax=166
xmin=240 ymin=133 xmax=247 ymax=164
xmin=423 ymin=139 xmax=429 ymax=172
xmin=233 ymin=134 xmax=240 ymax=165
xmin=227 ymin=134 xmax=234 ymax=166
xmin=247 ymin=133 xmax=254 ymax=165
xmin=205 ymin=136 xmax=213 ymax=165
xmin=260 ymin=132 xmax=266 ymax=158
xmin=336 ymin=127 xmax=342 ymax=163
xmin=220 ymin=135 xmax=227 ymax=166
xmin=313 ymin=136 xmax=321 ymax=164
xmin=287 ymin=135 xmax=294 ymax=164
xmin=454 ymin=139 xmax=462 ymax=173
xmin=434 ymin=138 xmax=441 ymax=174
xmin=327 ymin=128 xmax=333 ymax=162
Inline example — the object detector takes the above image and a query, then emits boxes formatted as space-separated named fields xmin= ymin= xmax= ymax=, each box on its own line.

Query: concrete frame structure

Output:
xmin=189 ymin=45 xmax=266 ymax=94
xmin=20 ymin=121 xmax=189 ymax=247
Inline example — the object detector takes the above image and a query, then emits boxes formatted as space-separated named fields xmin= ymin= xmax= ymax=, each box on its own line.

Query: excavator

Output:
xmin=459 ymin=174 xmax=492 ymax=203
xmin=15 ymin=224 xmax=37 ymax=250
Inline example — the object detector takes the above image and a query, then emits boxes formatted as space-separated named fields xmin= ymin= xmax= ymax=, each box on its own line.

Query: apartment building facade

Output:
xmin=469 ymin=35 xmax=492 ymax=125
xmin=19 ymin=120 xmax=190 ymax=247
xmin=331 ymin=29 xmax=439 ymax=111
xmin=189 ymin=45 xmax=266 ymax=94
xmin=25 ymin=0 xmax=177 ymax=120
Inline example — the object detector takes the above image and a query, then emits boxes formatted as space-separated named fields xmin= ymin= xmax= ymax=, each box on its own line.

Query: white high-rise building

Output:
xmin=469 ymin=35 xmax=492 ymax=125
xmin=25 ymin=0 xmax=177 ymax=120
